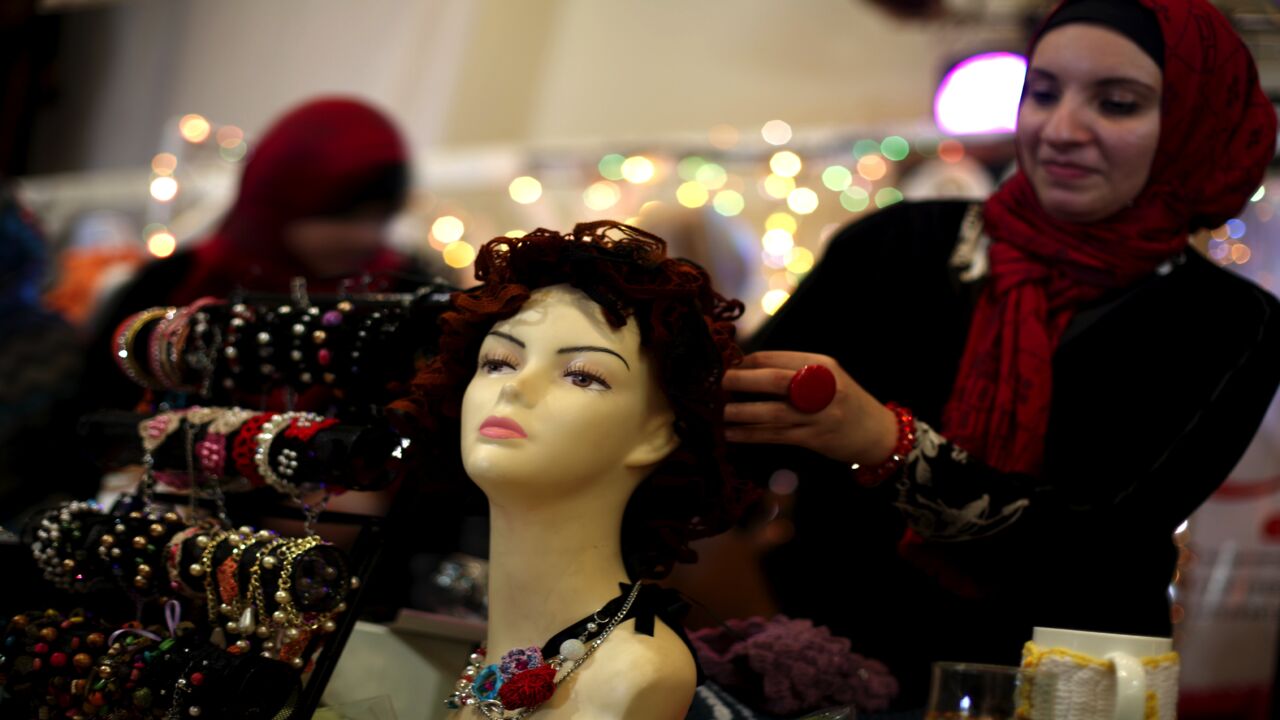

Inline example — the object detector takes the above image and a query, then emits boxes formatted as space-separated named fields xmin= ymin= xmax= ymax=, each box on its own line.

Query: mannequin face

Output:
xmin=460 ymin=285 xmax=677 ymax=501
xmin=1017 ymin=23 xmax=1162 ymax=223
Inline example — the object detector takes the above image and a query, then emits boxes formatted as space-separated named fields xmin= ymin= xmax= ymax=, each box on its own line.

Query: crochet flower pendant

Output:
xmin=498 ymin=664 xmax=558 ymax=709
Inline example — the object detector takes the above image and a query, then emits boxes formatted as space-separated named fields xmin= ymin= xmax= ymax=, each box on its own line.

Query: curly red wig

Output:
xmin=390 ymin=221 xmax=749 ymax=579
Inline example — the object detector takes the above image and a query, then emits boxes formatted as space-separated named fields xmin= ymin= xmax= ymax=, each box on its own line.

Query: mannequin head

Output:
xmin=460 ymin=284 xmax=679 ymax=510
xmin=394 ymin=221 xmax=747 ymax=578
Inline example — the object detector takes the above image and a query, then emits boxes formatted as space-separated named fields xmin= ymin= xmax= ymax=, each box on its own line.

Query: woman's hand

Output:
xmin=723 ymin=351 xmax=898 ymax=465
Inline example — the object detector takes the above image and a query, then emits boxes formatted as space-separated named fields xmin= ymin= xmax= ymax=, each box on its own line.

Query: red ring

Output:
xmin=788 ymin=364 xmax=837 ymax=413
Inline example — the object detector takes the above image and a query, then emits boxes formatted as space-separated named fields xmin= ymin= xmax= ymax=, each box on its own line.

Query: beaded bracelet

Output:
xmin=96 ymin=508 xmax=188 ymax=595
xmin=221 ymin=303 xmax=255 ymax=391
xmin=165 ymin=522 xmax=219 ymax=599
xmin=851 ymin=402 xmax=917 ymax=488
xmin=1 ymin=609 xmax=112 ymax=714
xmin=31 ymin=500 xmax=105 ymax=592
xmin=231 ymin=414 xmax=274 ymax=487
xmin=248 ymin=536 xmax=352 ymax=668
xmin=254 ymin=412 xmax=326 ymax=500
xmin=199 ymin=529 xmax=241 ymax=624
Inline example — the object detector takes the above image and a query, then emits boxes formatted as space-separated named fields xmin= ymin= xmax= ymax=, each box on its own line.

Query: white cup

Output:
xmin=1031 ymin=627 xmax=1173 ymax=720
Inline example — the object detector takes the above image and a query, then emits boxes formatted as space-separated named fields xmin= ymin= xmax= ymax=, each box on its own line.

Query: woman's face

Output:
xmin=459 ymin=284 xmax=676 ymax=500
xmin=282 ymin=207 xmax=390 ymax=280
xmin=1016 ymin=23 xmax=1163 ymax=223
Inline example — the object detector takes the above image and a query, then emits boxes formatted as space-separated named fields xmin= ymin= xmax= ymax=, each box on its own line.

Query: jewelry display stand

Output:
xmin=2 ymin=286 xmax=458 ymax=719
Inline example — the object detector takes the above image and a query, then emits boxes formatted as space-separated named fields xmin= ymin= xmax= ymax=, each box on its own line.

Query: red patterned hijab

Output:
xmin=942 ymin=0 xmax=1276 ymax=474
xmin=175 ymin=98 xmax=409 ymax=305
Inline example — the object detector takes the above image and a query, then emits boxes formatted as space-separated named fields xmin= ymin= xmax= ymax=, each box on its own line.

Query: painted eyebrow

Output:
xmin=486 ymin=330 xmax=524 ymax=347
xmin=486 ymin=331 xmax=632 ymax=371
xmin=558 ymin=346 xmax=630 ymax=371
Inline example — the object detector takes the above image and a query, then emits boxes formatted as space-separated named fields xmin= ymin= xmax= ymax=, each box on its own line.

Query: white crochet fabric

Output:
xmin=1020 ymin=643 xmax=1179 ymax=720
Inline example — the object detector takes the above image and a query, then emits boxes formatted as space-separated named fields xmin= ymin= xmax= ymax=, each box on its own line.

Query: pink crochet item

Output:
xmin=689 ymin=615 xmax=898 ymax=716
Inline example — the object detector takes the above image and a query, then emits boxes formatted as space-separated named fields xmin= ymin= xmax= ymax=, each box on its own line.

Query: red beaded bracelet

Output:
xmin=852 ymin=402 xmax=916 ymax=488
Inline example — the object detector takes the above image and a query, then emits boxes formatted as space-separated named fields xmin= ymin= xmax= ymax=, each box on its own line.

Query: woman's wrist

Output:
xmin=848 ymin=402 xmax=915 ymax=487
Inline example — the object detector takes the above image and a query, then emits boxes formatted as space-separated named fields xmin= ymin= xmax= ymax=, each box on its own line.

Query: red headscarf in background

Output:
xmin=174 ymin=97 xmax=409 ymax=305
xmin=942 ymin=0 xmax=1277 ymax=475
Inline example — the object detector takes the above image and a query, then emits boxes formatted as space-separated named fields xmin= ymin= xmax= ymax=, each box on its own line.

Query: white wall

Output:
xmin=33 ymin=0 xmax=1021 ymax=174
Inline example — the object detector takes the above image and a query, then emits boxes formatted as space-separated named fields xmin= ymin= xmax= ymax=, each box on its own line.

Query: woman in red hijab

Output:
xmin=84 ymin=97 xmax=427 ymax=410
xmin=171 ymin=97 xmax=414 ymax=305
xmin=719 ymin=0 xmax=1280 ymax=708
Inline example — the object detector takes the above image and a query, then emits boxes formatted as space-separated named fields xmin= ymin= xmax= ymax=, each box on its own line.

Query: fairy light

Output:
xmin=677 ymin=182 xmax=710 ymax=208
xmin=713 ymin=190 xmax=745 ymax=216
xmin=509 ymin=176 xmax=543 ymax=204
xmin=761 ymin=120 xmax=792 ymax=146
xmin=761 ymin=289 xmax=791 ymax=315
xmin=822 ymin=166 xmax=853 ymax=191
xmin=787 ymin=187 xmax=819 ymax=215
xmin=770 ymin=151 xmax=802 ymax=178
xmin=857 ymin=155 xmax=887 ymax=181
xmin=875 ymin=187 xmax=905 ymax=208
xmin=178 ymin=114 xmax=211 ymax=143
xmin=443 ymin=241 xmax=477 ymax=268
xmin=621 ymin=156 xmax=656 ymax=184
xmin=785 ymin=247 xmax=816 ymax=274
xmin=765 ymin=212 xmax=798 ymax=234
xmin=150 ymin=176 xmax=179 ymax=202
xmin=583 ymin=181 xmax=621 ymax=210
xmin=763 ymin=174 xmax=796 ymax=199
xmin=599 ymin=154 xmax=626 ymax=181
xmin=147 ymin=231 xmax=177 ymax=258
xmin=431 ymin=215 xmax=465 ymax=243
xmin=695 ymin=163 xmax=728 ymax=190
xmin=762 ymin=229 xmax=795 ymax=255
xmin=151 ymin=153 xmax=177 ymax=176
xmin=841 ymin=187 xmax=870 ymax=212
xmin=880 ymin=136 xmax=910 ymax=161
xmin=215 ymin=126 xmax=244 ymax=149
xmin=938 ymin=140 xmax=966 ymax=163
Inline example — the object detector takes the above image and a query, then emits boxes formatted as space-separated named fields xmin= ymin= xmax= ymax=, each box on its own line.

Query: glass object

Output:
xmin=926 ymin=662 xmax=1032 ymax=720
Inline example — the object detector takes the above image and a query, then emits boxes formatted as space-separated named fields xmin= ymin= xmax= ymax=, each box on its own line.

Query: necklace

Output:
xmin=445 ymin=582 xmax=645 ymax=718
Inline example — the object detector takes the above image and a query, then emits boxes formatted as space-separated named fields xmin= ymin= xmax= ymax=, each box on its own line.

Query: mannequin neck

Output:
xmin=483 ymin=474 xmax=639 ymax=654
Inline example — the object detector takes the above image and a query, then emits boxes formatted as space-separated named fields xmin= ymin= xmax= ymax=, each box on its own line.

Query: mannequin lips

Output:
xmin=479 ymin=416 xmax=527 ymax=439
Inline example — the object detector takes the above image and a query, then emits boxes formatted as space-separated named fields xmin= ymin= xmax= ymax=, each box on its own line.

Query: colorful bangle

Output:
xmin=249 ymin=536 xmax=350 ymax=668
xmin=165 ymin=523 xmax=217 ymax=599
xmin=166 ymin=297 xmax=220 ymax=391
xmin=97 ymin=508 xmax=186 ymax=595
xmin=255 ymin=412 xmax=326 ymax=499
xmin=231 ymin=414 xmax=274 ymax=487
xmin=209 ymin=407 xmax=257 ymax=436
xmin=851 ymin=402 xmax=916 ymax=488
xmin=283 ymin=415 xmax=338 ymax=443
xmin=148 ymin=306 xmax=184 ymax=390
xmin=138 ymin=410 xmax=184 ymax=454
xmin=197 ymin=432 xmax=229 ymax=479
xmin=113 ymin=307 xmax=175 ymax=390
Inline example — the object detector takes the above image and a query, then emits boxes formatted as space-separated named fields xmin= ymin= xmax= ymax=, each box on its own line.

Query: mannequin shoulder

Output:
xmin=555 ymin=621 xmax=696 ymax=720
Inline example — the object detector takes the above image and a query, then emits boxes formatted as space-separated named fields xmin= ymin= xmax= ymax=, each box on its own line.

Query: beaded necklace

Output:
xmin=445 ymin=582 xmax=644 ymax=718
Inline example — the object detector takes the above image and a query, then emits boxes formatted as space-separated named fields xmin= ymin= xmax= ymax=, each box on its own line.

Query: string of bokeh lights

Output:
xmin=421 ymin=122 xmax=976 ymax=317
xmin=145 ymin=87 xmax=1264 ymax=313
xmin=144 ymin=113 xmax=249 ymax=259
